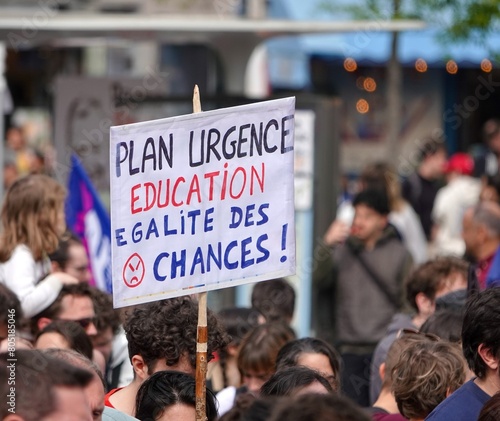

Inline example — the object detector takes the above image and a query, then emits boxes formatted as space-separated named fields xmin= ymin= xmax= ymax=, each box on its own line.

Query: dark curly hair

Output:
xmin=124 ymin=296 xmax=229 ymax=372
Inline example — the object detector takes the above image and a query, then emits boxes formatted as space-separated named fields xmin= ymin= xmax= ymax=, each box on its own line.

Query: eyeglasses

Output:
xmin=57 ymin=317 xmax=97 ymax=329
xmin=397 ymin=328 xmax=440 ymax=342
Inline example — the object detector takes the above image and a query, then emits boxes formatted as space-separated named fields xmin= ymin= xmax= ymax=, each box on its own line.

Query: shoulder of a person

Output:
xmin=102 ymin=407 xmax=139 ymax=421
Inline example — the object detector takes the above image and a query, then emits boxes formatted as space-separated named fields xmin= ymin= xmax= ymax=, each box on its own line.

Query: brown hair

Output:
xmin=237 ymin=322 xmax=295 ymax=377
xmin=406 ymin=257 xmax=468 ymax=312
xmin=392 ymin=340 xmax=466 ymax=419
xmin=360 ymin=162 xmax=405 ymax=212
xmin=0 ymin=349 xmax=93 ymax=421
xmin=0 ymin=174 xmax=66 ymax=262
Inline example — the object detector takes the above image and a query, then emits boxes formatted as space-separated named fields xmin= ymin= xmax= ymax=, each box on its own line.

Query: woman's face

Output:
xmin=296 ymin=352 xmax=337 ymax=390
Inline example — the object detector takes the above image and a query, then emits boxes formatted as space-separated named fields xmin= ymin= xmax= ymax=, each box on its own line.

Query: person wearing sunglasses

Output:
xmin=32 ymin=282 xmax=98 ymax=337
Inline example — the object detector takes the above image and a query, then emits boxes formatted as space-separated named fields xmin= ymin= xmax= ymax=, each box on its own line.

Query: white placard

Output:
xmin=110 ymin=97 xmax=296 ymax=308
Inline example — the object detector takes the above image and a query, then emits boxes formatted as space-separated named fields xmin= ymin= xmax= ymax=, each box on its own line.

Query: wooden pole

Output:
xmin=193 ymin=84 xmax=208 ymax=421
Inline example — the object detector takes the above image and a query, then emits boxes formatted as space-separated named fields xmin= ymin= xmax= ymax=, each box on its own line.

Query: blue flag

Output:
xmin=66 ymin=154 xmax=112 ymax=293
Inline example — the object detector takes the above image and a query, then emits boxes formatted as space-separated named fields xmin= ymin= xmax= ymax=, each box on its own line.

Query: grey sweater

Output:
xmin=330 ymin=227 xmax=413 ymax=347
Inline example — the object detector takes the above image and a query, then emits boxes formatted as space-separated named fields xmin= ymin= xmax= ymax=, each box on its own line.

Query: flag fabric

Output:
xmin=66 ymin=154 xmax=112 ymax=293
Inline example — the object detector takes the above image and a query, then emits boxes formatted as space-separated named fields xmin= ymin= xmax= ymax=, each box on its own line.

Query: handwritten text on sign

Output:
xmin=110 ymin=97 xmax=296 ymax=308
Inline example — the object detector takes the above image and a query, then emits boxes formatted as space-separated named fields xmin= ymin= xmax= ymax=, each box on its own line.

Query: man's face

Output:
xmin=426 ymin=149 xmax=447 ymax=179
xmin=352 ymin=204 xmax=387 ymax=243
xmin=58 ymin=295 xmax=97 ymax=336
xmin=462 ymin=210 xmax=480 ymax=260
xmin=85 ymin=375 xmax=105 ymax=421
xmin=65 ymin=244 xmax=92 ymax=283
xmin=91 ymin=327 xmax=114 ymax=363
xmin=40 ymin=386 xmax=92 ymax=421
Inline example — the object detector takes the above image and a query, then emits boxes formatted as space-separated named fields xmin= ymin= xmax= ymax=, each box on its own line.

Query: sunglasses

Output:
xmin=57 ymin=317 xmax=97 ymax=329
xmin=397 ymin=328 xmax=440 ymax=342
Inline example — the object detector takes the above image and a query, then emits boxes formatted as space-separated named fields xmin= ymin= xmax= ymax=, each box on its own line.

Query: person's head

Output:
xmin=125 ymin=296 xmax=229 ymax=383
xmin=360 ymin=162 xmax=404 ymax=212
xmin=462 ymin=288 xmax=500 ymax=380
xmin=33 ymin=283 xmax=97 ymax=336
xmin=268 ymin=393 xmax=371 ymax=421
xmin=260 ymin=366 xmax=333 ymax=397
xmin=3 ymin=158 xmax=18 ymax=190
xmin=0 ymin=174 xmax=66 ymax=262
xmin=0 ymin=349 xmax=93 ymax=421
xmin=379 ymin=334 xmax=426 ymax=392
xmin=89 ymin=288 xmax=121 ymax=363
xmin=480 ymin=173 xmax=500 ymax=204
xmin=392 ymin=340 xmax=467 ymax=420
xmin=135 ymin=370 xmax=218 ymax=421
xmin=251 ymin=278 xmax=295 ymax=324
xmin=415 ymin=135 xmax=447 ymax=179
xmin=49 ymin=232 xmax=91 ymax=283
xmin=483 ymin=118 xmax=500 ymax=154
xmin=6 ymin=125 xmax=25 ymax=151
xmin=351 ymin=189 xmax=390 ymax=244
xmin=462 ymin=202 xmax=500 ymax=261
xmin=443 ymin=152 xmax=474 ymax=182
xmin=237 ymin=322 xmax=295 ymax=394
xmin=405 ymin=258 xmax=468 ymax=320
xmin=44 ymin=348 xmax=105 ymax=421
xmin=275 ymin=337 xmax=341 ymax=391
xmin=0 ymin=283 xmax=23 ymax=341
xmin=420 ymin=309 xmax=464 ymax=343
xmin=478 ymin=391 xmax=500 ymax=421
xmin=35 ymin=320 xmax=94 ymax=360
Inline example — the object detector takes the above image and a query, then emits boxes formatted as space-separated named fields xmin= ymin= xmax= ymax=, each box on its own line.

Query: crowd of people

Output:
xmin=2 ymin=119 xmax=500 ymax=420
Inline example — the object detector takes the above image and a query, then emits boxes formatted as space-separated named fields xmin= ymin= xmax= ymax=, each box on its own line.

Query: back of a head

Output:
xmin=0 ymin=283 xmax=23 ymax=331
xmin=0 ymin=349 xmax=93 ymax=421
xmin=218 ymin=307 xmax=263 ymax=347
xmin=462 ymin=288 xmax=500 ymax=379
xmin=260 ymin=365 xmax=332 ymax=397
xmin=238 ymin=322 xmax=295 ymax=378
xmin=251 ymin=278 xmax=295 ymax=324
xmin=135 ymin=370 xmax=217 ymax=421
xmin=0 ymin=174 xmax=66 ymax=262
xmin=268 ymin=393 xmax=371 ymax=421
xmin=420 ymin=309 xmax=464 ymax=343
xmin=392 ymin=340 xmax=466 ymax=419
xmin=125 ymin=296 xmax=229 ymax=372
xmin=275 ymin=337 xmax=341 ymax=391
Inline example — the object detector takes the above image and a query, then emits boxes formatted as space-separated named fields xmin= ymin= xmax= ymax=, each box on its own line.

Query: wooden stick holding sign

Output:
xmin=193 ymin=84 xmax=209 ymax=421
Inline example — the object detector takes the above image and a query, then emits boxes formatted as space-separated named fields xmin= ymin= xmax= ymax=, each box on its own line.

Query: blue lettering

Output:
xmin=154 ymin=252 xmax=169 ymax=281
xmin=256 ymin=234 xmax=270 ymax=263
xmin=224 ymin=240 xmax=239 ymax=269
xmin=115 ymin=228 xmax=127 ymax=246
xmin=241 ymin=237 xmax=254 ymax=268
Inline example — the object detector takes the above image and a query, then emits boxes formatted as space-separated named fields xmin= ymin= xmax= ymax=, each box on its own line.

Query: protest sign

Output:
xmin=110 ymin=96 xmax=296 ymax=308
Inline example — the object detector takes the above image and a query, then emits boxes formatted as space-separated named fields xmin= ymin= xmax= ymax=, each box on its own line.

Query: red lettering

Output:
xmin=144 ymin=182 xmax=156 ymax=211
xmin=186 ymin=175 xmax=202 ymax=205
xmin=250 ymin=163 xmax=265 ymax=195
xmin=172 ymin=177 xmax=185 ymax=207
xmin=204 ymin=171 xmax=220 ymax=201
xmin=230 ymin=167 xmax=247 ymax=199
xmin=131 ymin=183 xmax=143 ymax=214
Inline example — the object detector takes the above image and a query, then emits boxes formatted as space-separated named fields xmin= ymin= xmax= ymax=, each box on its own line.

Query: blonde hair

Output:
xmin=392 ymin=340 xmax=466 ymax=419
xmin=0 ymin=174 xmax=66 ymax=262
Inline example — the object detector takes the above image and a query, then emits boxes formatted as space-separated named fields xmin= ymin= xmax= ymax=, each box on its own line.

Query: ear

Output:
xmin=37 ymin=317 xmax=52 ymax=332
xmin=415 ymin=292 xmax=435 ymax=316
xmin=51 ymin=261 xmax=62 ymax=273
xmin=131 ymin=355 xmax=149 ymax=381
xmin=379 ymin=362 xmax=386 ymax=382
xmin=478 ymin=344 xmax=499 ymax=372
xmin=227 ymin=343 xmax=239 ymax=357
